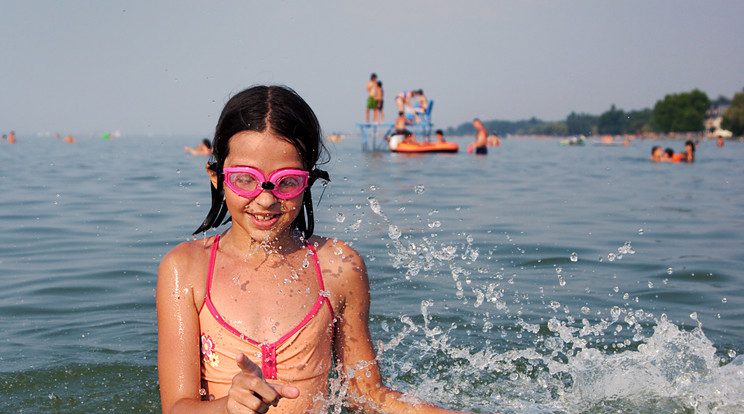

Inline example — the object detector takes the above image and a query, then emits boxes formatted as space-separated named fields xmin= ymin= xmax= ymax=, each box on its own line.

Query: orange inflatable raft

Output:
xmin=389 ymin=137 xmax=459 ymax=153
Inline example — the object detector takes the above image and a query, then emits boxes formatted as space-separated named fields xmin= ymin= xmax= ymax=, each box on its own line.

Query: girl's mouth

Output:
xmin=248 ymin=212 xmax=280 ymax=227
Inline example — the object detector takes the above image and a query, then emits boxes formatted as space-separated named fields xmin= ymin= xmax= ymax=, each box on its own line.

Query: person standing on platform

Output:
xmin=365 ymin=73 xmax=378 ymax=123
xmin=373 ymin=80 xmax=384 ymax=123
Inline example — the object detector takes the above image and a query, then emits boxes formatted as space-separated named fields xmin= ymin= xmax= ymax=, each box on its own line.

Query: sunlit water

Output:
xmin=1 ymin=135 xmax=742 ymax=413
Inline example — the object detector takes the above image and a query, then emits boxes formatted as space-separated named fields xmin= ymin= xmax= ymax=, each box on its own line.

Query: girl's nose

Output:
xmin=253 ymin=188 xmax=280 ymax=208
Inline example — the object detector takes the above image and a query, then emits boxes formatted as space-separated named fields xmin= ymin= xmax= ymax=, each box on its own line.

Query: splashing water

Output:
xmin=340 ymin=197 xmax=744 ymax=413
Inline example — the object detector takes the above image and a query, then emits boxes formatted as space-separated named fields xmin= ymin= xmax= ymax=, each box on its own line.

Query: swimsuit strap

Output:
xmin=306 ymin=242 xmax=335 ymax=321
xmin=205 ymin=234 xmax=221 ymax=293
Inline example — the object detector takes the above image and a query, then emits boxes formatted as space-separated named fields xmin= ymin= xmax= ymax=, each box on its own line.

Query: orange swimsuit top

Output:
xmin=199 ymin=235 xmax=335 ymax=403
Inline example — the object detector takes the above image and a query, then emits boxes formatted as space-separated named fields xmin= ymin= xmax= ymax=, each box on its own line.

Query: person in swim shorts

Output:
xmin=374 ymin=80 xmax=384 ymax=123
xmin=366 ymin=73 xmax=378 ymax=123
xmin=157 ymin=85 xmax=478 ymax=414
xmin=468 ymin=118 xmax=488 ymax=155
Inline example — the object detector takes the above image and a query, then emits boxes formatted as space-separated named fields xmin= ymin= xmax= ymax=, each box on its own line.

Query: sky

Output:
xmin=1 ymin=0 xmax=743 ymax=137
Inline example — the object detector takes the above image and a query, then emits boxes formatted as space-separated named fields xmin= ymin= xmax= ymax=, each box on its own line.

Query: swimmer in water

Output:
xmin=650 ymin=146 xmax=662 ymax=162
xmin=468 ymin=119 xmax=488 ymax=155
xmin=157 ymin=85 xmax=480 ymax=414
xmin=185 ymin=138 xmax=213 ymax=156
xmin=682 ymin=140 xmax=695 ymax=162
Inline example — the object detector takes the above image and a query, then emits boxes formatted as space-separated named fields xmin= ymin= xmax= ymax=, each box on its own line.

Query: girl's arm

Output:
xmin=157 ymin=244 xmax=225 ymax=413
xmin=330 ymin=242 xmax=473 ymax=414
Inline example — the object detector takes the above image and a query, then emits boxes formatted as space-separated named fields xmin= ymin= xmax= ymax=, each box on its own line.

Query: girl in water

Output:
xmin=157 ymin=85 xmax=475 ymax=413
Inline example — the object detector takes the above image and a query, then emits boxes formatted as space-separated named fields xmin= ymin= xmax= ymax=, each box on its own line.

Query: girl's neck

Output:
xmin=220 ymin=227 xmax=304 ymax=262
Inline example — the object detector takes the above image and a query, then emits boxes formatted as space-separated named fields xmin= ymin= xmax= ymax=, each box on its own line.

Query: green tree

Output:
xmin=566 ymin=112 xmax=598 ymax=136
xmin=722 ymin=91 xmax=744 ymax=136
xmin=653 ymin=89 xmax=710 ymax=133
xmin=598 ymin=104 xmax=627 ymax=135
xmin=626 ymin=109 xmax=655 ymax=134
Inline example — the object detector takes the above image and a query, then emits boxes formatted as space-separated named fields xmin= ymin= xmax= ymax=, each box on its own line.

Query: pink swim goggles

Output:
xmin=223 ymin=166 xmax=309 ymax=200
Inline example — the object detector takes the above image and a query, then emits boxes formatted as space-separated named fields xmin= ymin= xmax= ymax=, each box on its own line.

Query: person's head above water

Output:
xmin=685 ymin=140 xmax=696 ymax=153
xmin=194 ymin=85 xmax=329 ymax=238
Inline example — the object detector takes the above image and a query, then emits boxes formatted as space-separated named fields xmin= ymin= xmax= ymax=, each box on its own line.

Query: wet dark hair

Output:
xmin=202 ymin=138 xmax=212 ymax=149
xmin=664 ymin=148 xmax=674 ymax=157
xmin=651 ymin=145 xmax=660 ymax=155
xmin=685 ymin=140 xmax=695 ymax=153
xmin=435 ymin=129 xmax=443 ymax=135
xmin=193 ymin=85 xmax=330 ymax=238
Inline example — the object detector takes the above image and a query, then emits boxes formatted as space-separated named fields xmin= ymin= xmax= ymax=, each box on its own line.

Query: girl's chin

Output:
xmin=240 ymin=223 xmax=295 ymax=243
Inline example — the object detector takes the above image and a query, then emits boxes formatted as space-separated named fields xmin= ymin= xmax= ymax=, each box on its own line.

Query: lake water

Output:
xmin=1 ymin=135 xmax=742 ymax=413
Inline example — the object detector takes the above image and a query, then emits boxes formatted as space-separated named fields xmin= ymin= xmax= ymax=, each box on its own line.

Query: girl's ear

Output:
xmin=206 ymin=162 xmax=219 ymax=189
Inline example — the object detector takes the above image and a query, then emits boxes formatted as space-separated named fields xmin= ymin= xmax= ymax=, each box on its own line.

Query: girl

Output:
xmin=157 ymin=85 xmax=475 ymax=413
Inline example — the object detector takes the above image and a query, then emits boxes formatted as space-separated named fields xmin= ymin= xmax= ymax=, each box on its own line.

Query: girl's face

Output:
xmin=215 ymin=130 xmax=305 ymax=245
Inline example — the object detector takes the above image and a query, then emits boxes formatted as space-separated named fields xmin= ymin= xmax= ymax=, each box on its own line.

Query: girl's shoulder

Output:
xmin=159 ymin=236 xmax=218 ymax=286
xmin=308 ymin=235 xmax=368 ymax=285
xmin=308 ymin=235 xmax=364 ymax=264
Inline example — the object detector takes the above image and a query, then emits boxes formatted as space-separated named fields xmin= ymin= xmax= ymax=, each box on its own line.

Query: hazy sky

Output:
xmin=2 ymin=1 xmax=742 ymax=137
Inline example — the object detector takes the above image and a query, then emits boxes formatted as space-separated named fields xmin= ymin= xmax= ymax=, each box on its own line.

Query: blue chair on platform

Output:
xmin=417 ymin=100 xmax=434 ymax=126
xmin=411 ymin=100 xmax=434 ymax=141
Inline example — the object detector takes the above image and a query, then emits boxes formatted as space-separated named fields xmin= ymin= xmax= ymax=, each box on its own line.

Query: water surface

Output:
xmin=1 ymin=135 xmax=742 ymax=413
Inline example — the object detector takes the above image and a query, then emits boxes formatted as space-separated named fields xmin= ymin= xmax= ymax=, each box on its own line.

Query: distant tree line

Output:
xmin=723 ymin=91 xmax=744 ymax=136
xmin=446 ymin=89 xmax=743 ymax=137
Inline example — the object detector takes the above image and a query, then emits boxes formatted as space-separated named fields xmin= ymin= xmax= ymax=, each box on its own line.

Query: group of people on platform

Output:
xmin=366 ymin=73 xmax=430 ymax=126
xmin=650 ymin=140 xmax=696 ymax=163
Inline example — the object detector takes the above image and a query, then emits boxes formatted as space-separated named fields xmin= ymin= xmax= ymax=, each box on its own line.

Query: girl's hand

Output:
xmin=225 ymin=353 xmax=300 ymax=413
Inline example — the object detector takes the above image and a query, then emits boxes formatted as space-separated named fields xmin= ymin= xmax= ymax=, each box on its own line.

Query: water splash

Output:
xmin=354 ymin=190 xmax=742 ymax=413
